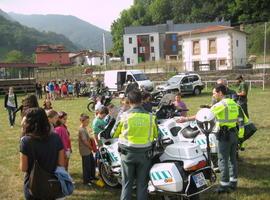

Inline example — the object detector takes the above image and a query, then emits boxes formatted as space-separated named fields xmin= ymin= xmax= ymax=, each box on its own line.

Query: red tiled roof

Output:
xmin=179 ymin=25 xmax=245 ymax=36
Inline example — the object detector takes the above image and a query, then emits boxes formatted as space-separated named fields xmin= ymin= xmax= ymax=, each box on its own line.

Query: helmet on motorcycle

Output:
xmin=195 ymin=108 xmax=216 ymax=134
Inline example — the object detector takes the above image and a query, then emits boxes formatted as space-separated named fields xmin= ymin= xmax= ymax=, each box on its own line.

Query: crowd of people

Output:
xmin=3 ymin=74 xmax=250 ymax=199
xmin=35 ymin=79 xmax=86 ymax=100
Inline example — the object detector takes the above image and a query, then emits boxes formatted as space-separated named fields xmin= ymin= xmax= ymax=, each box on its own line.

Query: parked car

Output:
xmin=156 ymin=73 xmax=204 ymax=95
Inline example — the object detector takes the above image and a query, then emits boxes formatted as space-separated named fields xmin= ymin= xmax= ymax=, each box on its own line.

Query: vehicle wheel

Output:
xmin=193 ymin=87 xmax=201 ymax=96
xmin=99 ymin=162 xmax=120 ymax=188
xmin=87 ymin=101 xmax=95 ymax=112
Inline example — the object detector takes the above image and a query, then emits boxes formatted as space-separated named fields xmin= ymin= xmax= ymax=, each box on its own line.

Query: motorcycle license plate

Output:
xmin=192 ymin=172 xmax=207 ymax=188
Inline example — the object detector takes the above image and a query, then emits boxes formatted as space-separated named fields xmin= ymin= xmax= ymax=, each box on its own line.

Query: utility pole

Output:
xmin=263 ymin=22 xmax=267 ymax=90
xmin=103 ymin=33 xmax=107 ymax=70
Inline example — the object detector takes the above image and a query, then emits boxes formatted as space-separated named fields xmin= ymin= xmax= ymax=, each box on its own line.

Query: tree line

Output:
xmin=111 ymin=0 xmax=270 ymax=57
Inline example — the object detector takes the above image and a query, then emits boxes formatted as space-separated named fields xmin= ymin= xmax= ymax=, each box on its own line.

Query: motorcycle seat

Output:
xmin=181 ymin=127 xmax=200 ymax=138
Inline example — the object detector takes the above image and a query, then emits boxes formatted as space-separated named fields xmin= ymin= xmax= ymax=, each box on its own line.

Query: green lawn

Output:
xmin=0 ymin=88 xmax=269 ymax=200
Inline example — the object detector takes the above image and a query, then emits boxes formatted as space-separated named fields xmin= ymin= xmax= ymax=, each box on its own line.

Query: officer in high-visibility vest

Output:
xmin=177 ymin=84 xmax=242 ymax=193
xmin=210 ymin=84 xmax=239 ymax=193
xmin=112 ymin=89 xmax=158 ymax=200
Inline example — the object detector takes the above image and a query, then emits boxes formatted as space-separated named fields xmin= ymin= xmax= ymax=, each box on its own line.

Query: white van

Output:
xmin=104 ymin=70 xmax=153 ymax=92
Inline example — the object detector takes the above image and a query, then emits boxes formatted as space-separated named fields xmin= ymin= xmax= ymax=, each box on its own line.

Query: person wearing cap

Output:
xmin=112 ymin=89 xmax=158 ymax=200
xmin=236 ymin=75 xmax=249 ymax=117
xmin=177 ymin=84 xmax=242 ymax=193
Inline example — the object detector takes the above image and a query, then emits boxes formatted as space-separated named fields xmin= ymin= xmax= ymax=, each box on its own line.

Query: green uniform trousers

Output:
xmin=217 ymin=128 xmax=238 ymax=187
xmin=120 ymin=148 xmax=152 ymax=200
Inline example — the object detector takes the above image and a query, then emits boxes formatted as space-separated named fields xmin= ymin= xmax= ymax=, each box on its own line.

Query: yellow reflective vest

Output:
xmin=211 ymin=98 xmax=249 ymax=139
xmin=113 ymin=106 xmax=158 ymax=148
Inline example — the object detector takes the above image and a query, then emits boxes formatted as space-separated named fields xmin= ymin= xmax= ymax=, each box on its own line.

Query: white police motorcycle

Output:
xmin=98 ymin=107 xmax=217 ymax=200
xmin=157 ymin=104 xmax=219 ymax=170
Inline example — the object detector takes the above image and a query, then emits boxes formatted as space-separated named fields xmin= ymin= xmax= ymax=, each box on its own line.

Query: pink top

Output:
xmin=54 ymin=125 xmax=71 ymax=152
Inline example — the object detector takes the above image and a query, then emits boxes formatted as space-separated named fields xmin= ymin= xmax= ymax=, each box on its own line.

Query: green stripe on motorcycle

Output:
xmin=161 ymin=171 xmax=168 ymax=179
xmin=155 ymin=172 xmax=162 ymax=180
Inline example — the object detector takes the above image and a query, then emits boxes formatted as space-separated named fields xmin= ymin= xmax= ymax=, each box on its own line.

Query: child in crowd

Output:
xmin=173 ymin=92 xmax=188 ymax=117
xmin=92 ymin=106 xmax=109 ymax=144
xmin=104 ymin=103 xmax=118 ymax=123
xmin=46 ymin=109 xmax=58 ymax=132
xmin=78 ymin=113 xmax=97 ymax=185
xmin=54 ymin=111 xmax=72 ymax=171
xmin=54 ymin=82 xmax=61 ymax=99
xmin=142 ymin=91 xmax=153 ymax=112
xmin=43 ymin=99 xmax=53 ymax=111
xmin=116 ymin=97 xmax=130 ymax=122
xmin=94 ymin=96 xmax=103 ymax=115
xmin=68 ymin=82 xmax=74 ymax=98
xmin=92 ymin=106 xmax=109 ymax=166
xmin=61 ymin=83 xmax=68 ymax=98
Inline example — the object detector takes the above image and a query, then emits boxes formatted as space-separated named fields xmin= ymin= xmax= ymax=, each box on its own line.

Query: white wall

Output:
xmin=149 ymin=33 xmax=160 ymax=62
xmin=123 ymin=34 xmax=138 ymax=66
xmin=182 ymin=31 xmax=246 ymax=71
xmin=232 ymin=31 xmax=247 ymax=67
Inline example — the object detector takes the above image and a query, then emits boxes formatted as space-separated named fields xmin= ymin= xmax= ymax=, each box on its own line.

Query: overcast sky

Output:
xmin=0 ymin=0 xmax=134 ymax=31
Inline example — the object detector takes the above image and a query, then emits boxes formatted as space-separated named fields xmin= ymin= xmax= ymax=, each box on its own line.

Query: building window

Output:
xmin=133 ymin=47 xmax=137 ymax=54
xmin=152 ymin=57 xmax=155 ymax=61
xmin=193 ymin=41 xmax=200 ymax=55
xmin=219 ymin=59 xmax=226 ymax=66
xmin=208 ymin=38 xmax=216 ymax=54
xmin=171 ymin=34 xmax=177 ymax=41
xmin=236 ymin=40 xmax=239 ymax=47
xmin=127 ymin=58 xmax=130 ymax=64
xmin=172 ymin=45 xmax=177 ymax=52
xmin=151 ymin=46 xmax=155 ymax=53
xmin=150 ymin=36 xmax=154 ymax=42
xmin=139 ymin=47 xmax=146 ymax=53
xmin=129 ymin=37 xmax=132 ymax=44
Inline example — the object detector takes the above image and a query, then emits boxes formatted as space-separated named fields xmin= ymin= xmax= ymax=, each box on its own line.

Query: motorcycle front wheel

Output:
xmin=87 ymin=101 xmax=95 ymax=112
xmin=99 ymin=162 xmax=120 ymax=188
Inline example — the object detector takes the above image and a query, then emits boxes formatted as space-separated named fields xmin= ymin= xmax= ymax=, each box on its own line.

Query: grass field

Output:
xmin=0 ymin=88 xmax=269 ymax=200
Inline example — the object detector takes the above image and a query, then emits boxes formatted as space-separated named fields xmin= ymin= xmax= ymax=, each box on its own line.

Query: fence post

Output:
xmin=249 ymin=81 xmax=252 ymax=91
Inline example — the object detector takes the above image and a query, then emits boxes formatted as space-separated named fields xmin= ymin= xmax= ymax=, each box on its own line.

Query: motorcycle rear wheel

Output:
xmin=99 ymin=162 xmax=120 ymax=188
xmin=87 ymin=102 xmax=95 ymax=112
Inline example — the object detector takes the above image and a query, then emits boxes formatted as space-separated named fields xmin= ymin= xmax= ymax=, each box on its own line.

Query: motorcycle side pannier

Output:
xmin=150 ymin=162 xmax=183 ymax=192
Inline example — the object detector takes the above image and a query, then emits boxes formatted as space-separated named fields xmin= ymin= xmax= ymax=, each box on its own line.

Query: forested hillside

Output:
xmin=0 ymin=14 xmax=78 ymax=61
xmin=9 ymin=13 xmax=113 ymax=52
xmin=111 ymin=0 xmax=270 ymax=56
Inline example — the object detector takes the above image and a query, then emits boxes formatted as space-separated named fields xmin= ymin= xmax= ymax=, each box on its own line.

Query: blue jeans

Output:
xmin=6 ymin=106 xmax=16 ymax=126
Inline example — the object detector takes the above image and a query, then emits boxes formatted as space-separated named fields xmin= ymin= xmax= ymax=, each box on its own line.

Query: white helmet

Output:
xmin=195 ymin=108 xmax=216 ymax=134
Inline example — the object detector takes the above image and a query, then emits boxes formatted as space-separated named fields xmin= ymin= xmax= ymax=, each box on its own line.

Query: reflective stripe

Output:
xmin=218 ymin=119 xmax=238 ymax=123
xmin=220 ymin=181 xmax=230 ymax=186
xmin=221 ymin=100 xmax=228 ymax=121
xmin=122 ymin=113 xmax=129 ymax=140
xmin=118 ymin=138 xmax=153 ymax=148
xmin=148 ymin=113 xmax=153 ymax=143
xmin=230 ymin=177 xmax=238 ymax=182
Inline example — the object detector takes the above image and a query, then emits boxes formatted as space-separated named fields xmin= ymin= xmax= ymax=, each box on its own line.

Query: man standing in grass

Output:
xmin=112 ymin=89 xmax=158 ymax=200
xmin=236 ymin=75 xmax=249 ymax=117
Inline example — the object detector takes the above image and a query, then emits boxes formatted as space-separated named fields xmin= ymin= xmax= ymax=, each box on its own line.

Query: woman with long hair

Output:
xmin=20 ymin=108 xmax=65 ymax=200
